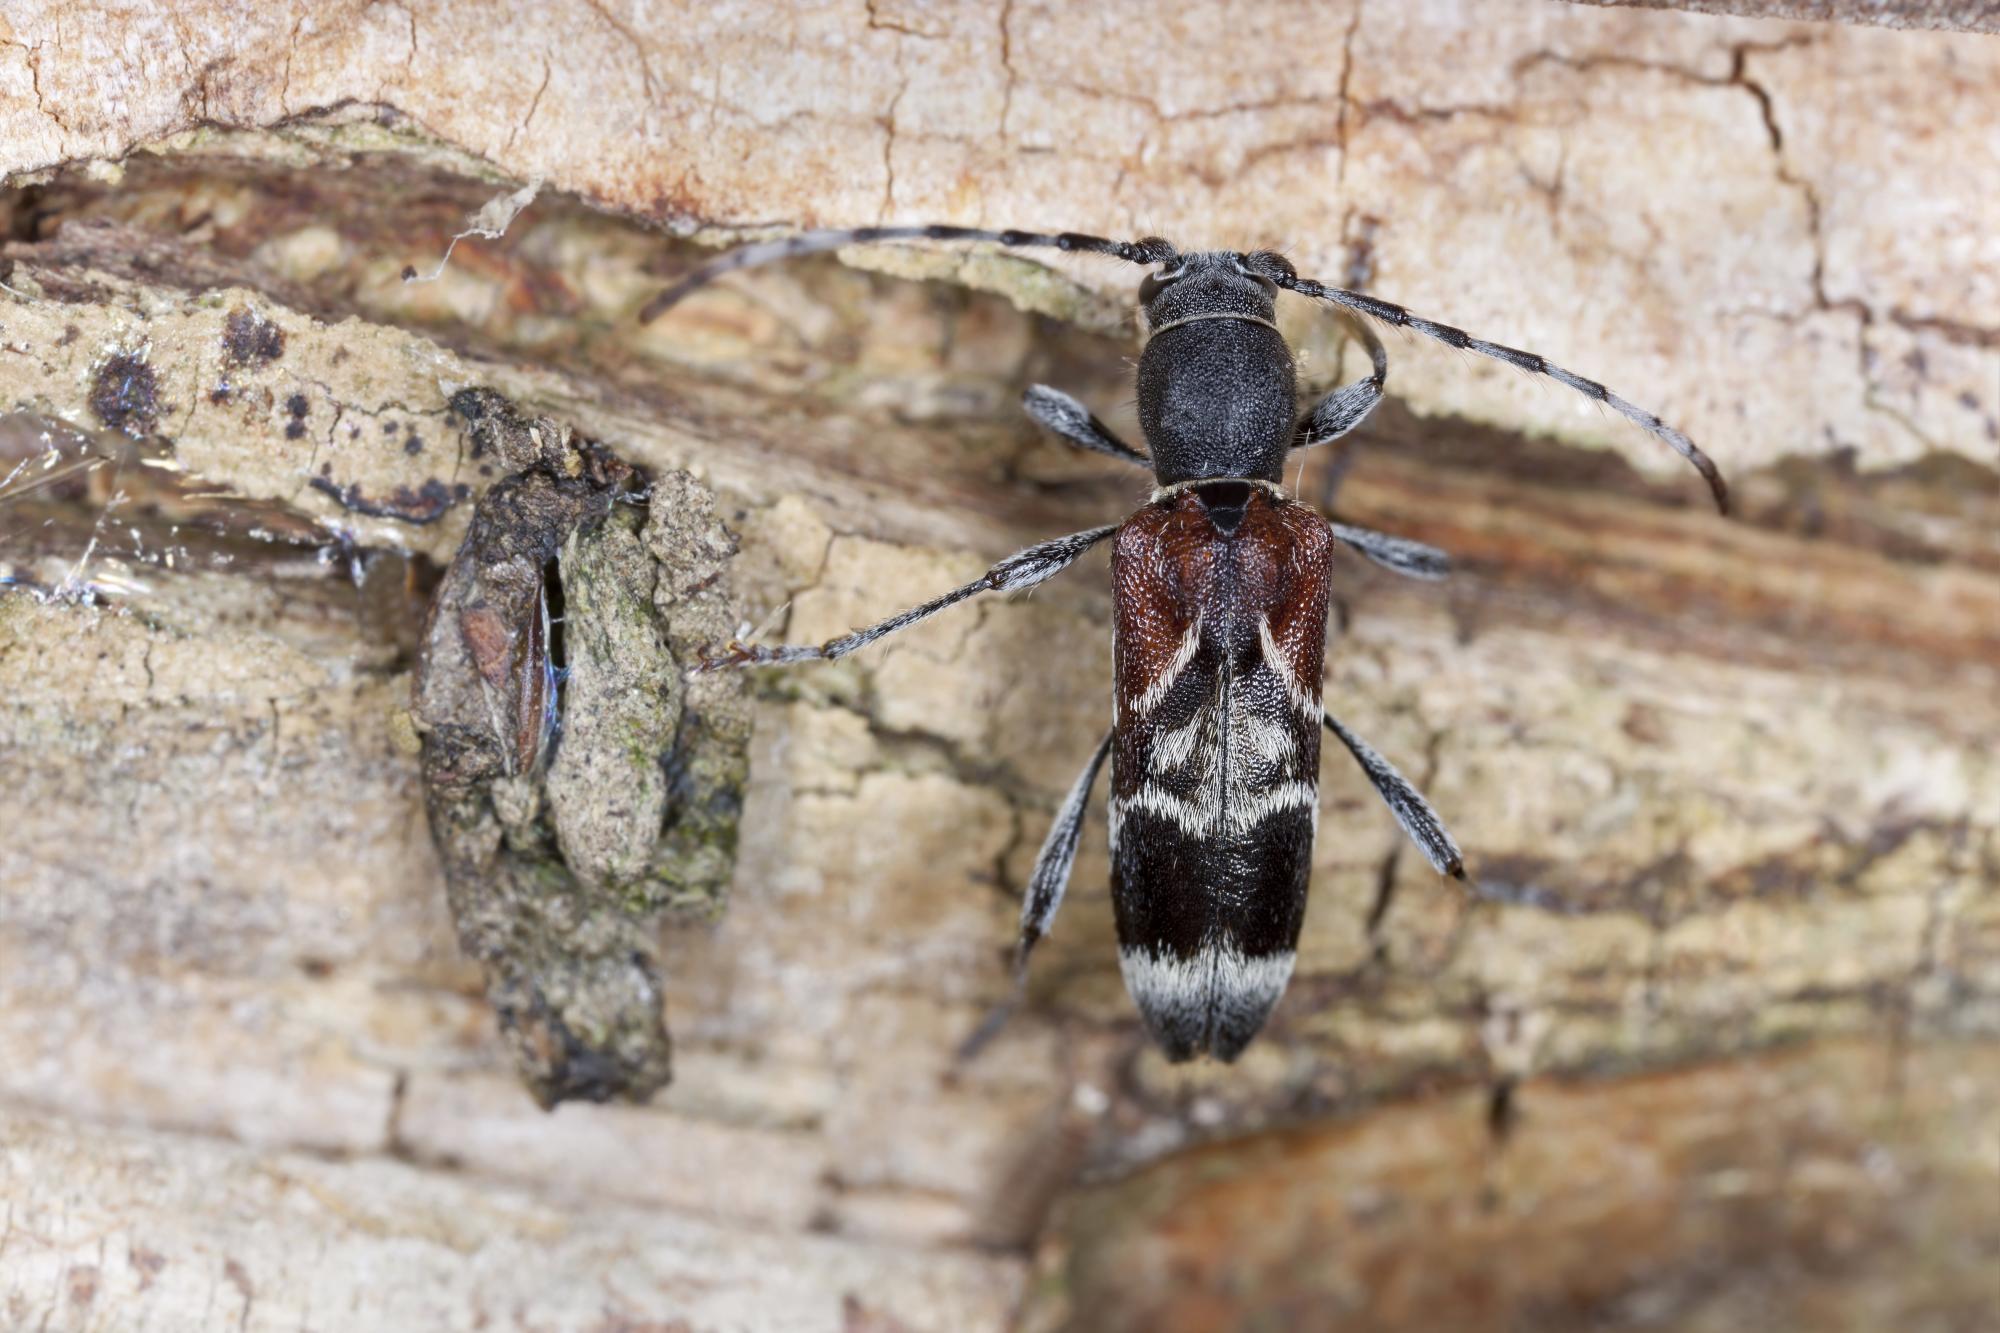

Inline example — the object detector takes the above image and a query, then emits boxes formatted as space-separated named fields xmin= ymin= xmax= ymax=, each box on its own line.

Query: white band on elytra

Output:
xmin=1146 ymin=312 xmax=1282 ymax=337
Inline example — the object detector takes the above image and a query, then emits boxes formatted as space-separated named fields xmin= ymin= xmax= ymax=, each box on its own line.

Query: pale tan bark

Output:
xmin=1 ymin=3 xmax=1995 ymax=1331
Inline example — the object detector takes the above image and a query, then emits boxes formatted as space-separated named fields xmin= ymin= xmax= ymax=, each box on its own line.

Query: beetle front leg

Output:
xmin=1293 ymin=314 xmax=1388 ymax=452
xmin=1022 ymin=385 xmax=1150 ymax=466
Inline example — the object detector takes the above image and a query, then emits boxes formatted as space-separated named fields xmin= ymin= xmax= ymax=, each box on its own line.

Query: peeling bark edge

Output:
xmin=1564 ymin=0 xmax=2000 ymax=33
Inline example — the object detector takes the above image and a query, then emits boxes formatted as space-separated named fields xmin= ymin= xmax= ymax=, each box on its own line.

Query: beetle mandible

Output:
xmin=642 ymin=225 xmax=1727 ymax=1062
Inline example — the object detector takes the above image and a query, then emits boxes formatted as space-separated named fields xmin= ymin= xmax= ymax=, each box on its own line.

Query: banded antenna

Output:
xmin=635 ymin=223 xmax=1728 ymax=514
xmin=1239 ymin=249 xmax=1730 ymax=514
xmin=638 ymin=225 xmax=1178 ymax=324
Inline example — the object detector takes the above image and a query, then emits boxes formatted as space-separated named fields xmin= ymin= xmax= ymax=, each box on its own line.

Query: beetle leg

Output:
xmin=1022 ymin=385 xmax=1150 ymax=466
xmin=1017 ymin=728 xmax=1115 ymax=967
xmin=700 ymin=524 xmax=1119 ymax=669
xmin=959 ymin=729 xmax=1114 ymax=1059
xmin=1293 ymin=314 xmax=1387 ymax=451
xmin=1324 ymin=713 xmax=1466 ymax=878
xmin=1328 ymin=522 xmax=1450 ymax=580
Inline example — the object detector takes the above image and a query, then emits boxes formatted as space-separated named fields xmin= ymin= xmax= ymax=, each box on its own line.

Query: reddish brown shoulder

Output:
xmin=1239 ymin=492 xmax=1335 ymax=703
xmin=1112 ymin=498 xmax=1211 ymax=719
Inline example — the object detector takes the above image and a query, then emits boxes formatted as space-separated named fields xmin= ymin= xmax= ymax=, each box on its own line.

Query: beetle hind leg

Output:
xmin=957 ymin=729 xmax=1113 ymax=1060
xmin=1325 ymin=713 xmax=1465 ymax=878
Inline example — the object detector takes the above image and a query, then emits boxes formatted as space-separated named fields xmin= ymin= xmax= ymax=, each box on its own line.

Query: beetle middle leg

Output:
xmin=1285 ymin=315 xmax=1450 ymax=583
xmin=701 ymin=523 xmax=1119 ymax=669
xmin=1328 ymin=523 xmax=1450 ymax=580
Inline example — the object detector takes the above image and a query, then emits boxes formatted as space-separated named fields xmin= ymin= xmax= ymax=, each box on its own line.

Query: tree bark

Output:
xmin=1567 ymin=0 xmax=2000 ymax=33
xmin=1 ymin=3 xmax=1995 ymax=1331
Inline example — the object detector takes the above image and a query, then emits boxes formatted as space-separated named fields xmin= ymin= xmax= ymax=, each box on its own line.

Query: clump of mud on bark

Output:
xmin=412 ymin=388 xmax=750 ymax=1107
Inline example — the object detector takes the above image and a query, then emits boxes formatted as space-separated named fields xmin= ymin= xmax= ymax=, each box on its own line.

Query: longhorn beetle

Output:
xmin=642 ymin=225 xmax=1727 ymax=1062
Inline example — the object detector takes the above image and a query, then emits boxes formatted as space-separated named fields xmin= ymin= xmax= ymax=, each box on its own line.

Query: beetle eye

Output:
xmin=1231 ymin=255 xmax=1280 ymax=293
xmin=1139 ymin=267 xmax=1182 ymax=302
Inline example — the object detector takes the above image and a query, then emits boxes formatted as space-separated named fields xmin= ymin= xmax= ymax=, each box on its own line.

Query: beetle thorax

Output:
xmin=1135 ymin=252 xmax=1298 ymax=487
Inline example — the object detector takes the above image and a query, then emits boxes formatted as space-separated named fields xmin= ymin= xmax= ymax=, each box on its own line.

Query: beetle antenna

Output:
xmin=1242 ymin=252 xmax=1729 ymax=514
xmin=640 ymin=225 xmax=1180 ymax=323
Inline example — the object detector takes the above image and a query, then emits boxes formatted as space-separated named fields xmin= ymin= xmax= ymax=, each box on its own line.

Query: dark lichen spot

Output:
xmin=129 ymin=1248 xmax=166 ymax=1290
xmin=58 ymin=324 xmax=80 ymax=347
xmin=383 ymin=420 xmax=399 ymax=435
xmin=308 ymin=474 xmax=465 ymax=524
xmin=90 ymin=353 xmax=159 ymax=438
xmin=223 ymin=307 xmax=286 ymax=366
xmin=285 ymin=419 xmax=307 ymax=440
xmin=404 ymin=433 xmax=425 ymax=455
xmin=209 ymin=381 xmax=233 ymax=404
xmin=401 ymin=264 xmax=418 ymax=281
xmin=286 ymin=392 xmax=309 ymax=419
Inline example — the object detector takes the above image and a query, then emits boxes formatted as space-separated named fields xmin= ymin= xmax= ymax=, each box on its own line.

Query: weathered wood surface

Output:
xmin=1 ymin=2 xmax=1996 ymax=1330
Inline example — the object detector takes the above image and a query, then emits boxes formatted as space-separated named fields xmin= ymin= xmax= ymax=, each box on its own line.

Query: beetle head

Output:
xmin=1138 ymin=251 xmax=1282 ymax=329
